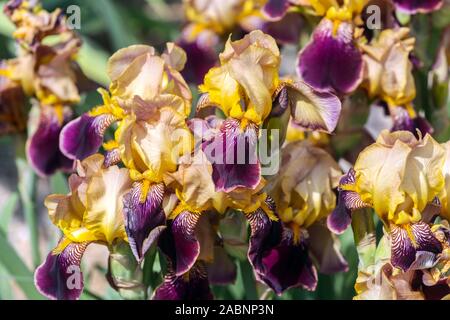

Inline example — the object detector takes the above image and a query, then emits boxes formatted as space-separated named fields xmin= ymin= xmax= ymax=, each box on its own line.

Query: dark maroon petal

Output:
xmin=60 ymin=113 xmax=116 ymax=160
xmin=202 ymin=118 xmax=260 ymax=192
xmin=391 ymin=222 xmax=442 ymax=272
xmin=391 ymin=107 xmax=433 ymax=137
xmin=393 ymin=0 xmax=443 ymax=14
xmin=178 ymin=39 xmax=217 ymax=85
xmin=159 ymin=211 xmax=201 ymax=276
xmin=308 ymin=223 xmax=348 ymax=274
xmin=262 ymin=13 xmax=303 ymax=45
xmin=422 ymin=278 xmax=450 ymax=300
xmin=206 ymin=246 xmax=237 ymax=285
xmin=262 ymin=0 xmax=290 ymax=20
xmin=153 ymin=262 xmax=213 ymax=300
xmin=411 ymin=222 xmax=442 ymax=255
xmin=327 ymin=169 xmax=368 ymax=234
xmin=34 ymin=240 xmax=88 ymax=300
xmin=298 ymin=19 xmax=363 ymax=95
xmin=27 ymin=107 xmax=73 ymax=176
xmin=123 ymin=182 xmax=166 ymax=262
xmin=391 ymin=224 xmax=417 ymax=271
xmin=247 ymin=204 xmax=318 ymax=294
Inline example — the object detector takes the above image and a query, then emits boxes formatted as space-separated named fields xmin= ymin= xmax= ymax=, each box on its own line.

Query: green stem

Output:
xmin=351 ymin=208 xmax=377 ymax=270
xmin=239 ymin=260 xmax=258 ymax=300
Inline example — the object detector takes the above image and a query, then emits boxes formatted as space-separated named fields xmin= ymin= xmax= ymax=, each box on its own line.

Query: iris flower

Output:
xmin=329 ymin=130 xmax=446 ymax=271
xmin=198 ymin=30 xmax=341 ymax=192
xmin=0 ymin=0 xmax=87 ymax=176
xmin=60 ymin=44 xmax=193 ymax=262
xmin=392 ymin=0 xmax=443 ymax=14
xmin=250 ymin=140 xmax=348 ymax=294
xmin=297 ymin=0 xmax=367 ymax=95
xmin=35 ymin=154 xmax=133 ymax=300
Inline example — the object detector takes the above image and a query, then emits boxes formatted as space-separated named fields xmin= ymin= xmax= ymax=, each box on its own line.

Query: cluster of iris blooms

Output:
xmin=1 ymin=0 xmax=450 ymax=300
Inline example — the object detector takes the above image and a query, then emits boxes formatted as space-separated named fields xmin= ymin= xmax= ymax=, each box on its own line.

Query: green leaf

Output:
xmin=78 ymin=37 xmax=110 ymax=86
xmin=0 ymin=230 xmax=45 ymax=299
xmin=0 ymin=192 xmax=18 ymax=232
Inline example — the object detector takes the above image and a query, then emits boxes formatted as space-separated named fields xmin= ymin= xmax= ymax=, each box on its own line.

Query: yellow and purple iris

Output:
xmin=35 ymin=154 xmax=135 ymax=300
xmin=296 ymin=1 xmax=367 ymax=95
xmin=198 ymin=30 xmax=341 ymax=192
xmin=60 ymin=44 xmax=194 ymax=263
xmin=247 ymin=140 xmax=348 ymax=294
xmin=329 ymin=130 xmax=446 ymax=271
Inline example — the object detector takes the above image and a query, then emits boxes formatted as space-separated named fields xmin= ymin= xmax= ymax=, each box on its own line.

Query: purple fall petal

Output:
xmin=393 ymin=0 xmax=443 ymax=14
xmin=391 ymin=222 xmax=442 ymax=272
xmin=263 ymin=13 xmax=303 ymax=45
xmin=34 ymin=240 xmax=88 ymax=300
xmin=202 ymin=118 xmax=261 ymax=192
xmin=262 ymin=0 xmax=290 ymax=20
xmin=178 ymin=40 xmax=217 ymax=85
xmin=27 ymin=107 xmax=73 ymax=176
xmin=159 ymin=211 xmax=201 ymax=276
xmin=391 ymin=107 xmax=433 ymax=137
xmin=123 ymin=182 xmax=166 ymax=262
xmin=298 ymin=19 xmax=363 ymax=95
xmin=60 ymin=113 xmax=116 ymax=160
xmin=247 ymin=202 xmax=318 ymax=294
xmin=153 ymin=262 xmax=213 ymax=300
xmin=327 ymin=169 xmax=368 ymax=234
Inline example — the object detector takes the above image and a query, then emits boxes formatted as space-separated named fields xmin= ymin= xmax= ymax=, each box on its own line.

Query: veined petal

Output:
xmin=152 ymin=262 xmax=213 ymax=300
xmin=298 ymin=19 xmax=363 ymax=95
xmin=202 ymin=118 xmax=260 ymax=192
xmin=391 ymin=222 xmax=442 ymax=271
xmin=327 ymin=168 xmax=369 ymax=234
xmin=60 ymin=113 xmax=116 ymax=160
xmin=27 ymin=105 xmax=73 ymax=176
xmin=34 ymin=238 xmax=89 ymax=300
xmin=123 ymin=182 xmax=166 ymax=261
xmin=159 ymin=211 xmax=201 ymax=276
xmin=247 ymin=201 xmax=318 ymax=294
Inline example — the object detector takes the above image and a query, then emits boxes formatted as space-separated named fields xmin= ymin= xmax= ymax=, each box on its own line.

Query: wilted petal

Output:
xmin=153 ymin=262 xmax=213 ymax=300
xmin=327 ymin=169 xmax=369 ymax=234
xmin=247 ymin=206 xmax=318 ymax=294
xmin=207 ymin=246 xmax=237 ymax=285
xmin=262 ymin=0 xmax=290 ymax=20
xmin=392 ymin=0 xmax=443 ymax=14
xmin=27 ymin=106 xmax=73 ymax=176
xmin=391 ymin=222 xmax=442 ymax=271
xmin=35 ymin=239 xmax=88 ymax=300
xmin=298 ymin=19 xmax=363 ymax=95
xmin=308 ymin=222 xmax=348 ymax=274
xmin=123 ymin=182 xmax=166 ymax=261
xmin=203 ymin=118 xmax=260 ymax=192
xmin=60 ymin=113 xmax=116 ymax=160
xmin=159 ymin=211 xmax=201 ymax=276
